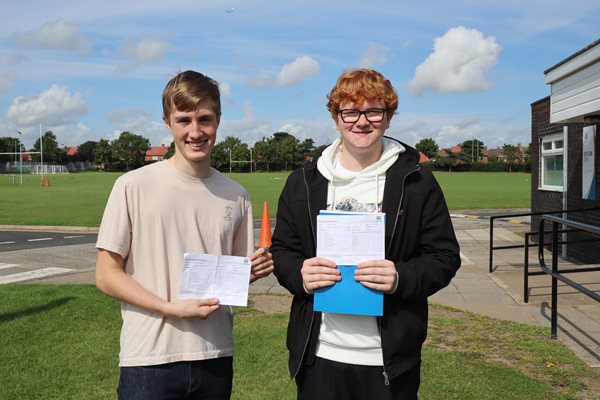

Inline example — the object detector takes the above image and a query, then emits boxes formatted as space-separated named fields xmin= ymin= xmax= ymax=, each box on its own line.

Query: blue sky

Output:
xmin=1 ymin=0 xmax=599 ymax=151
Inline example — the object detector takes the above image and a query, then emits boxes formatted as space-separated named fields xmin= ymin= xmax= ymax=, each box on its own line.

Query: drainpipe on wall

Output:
xmin=562 ymin=126 xmax=568 ymax=257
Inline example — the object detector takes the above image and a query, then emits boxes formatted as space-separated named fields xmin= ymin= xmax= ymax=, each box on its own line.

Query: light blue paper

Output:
xmin=314 ymin=265 xmax=383 ymax=316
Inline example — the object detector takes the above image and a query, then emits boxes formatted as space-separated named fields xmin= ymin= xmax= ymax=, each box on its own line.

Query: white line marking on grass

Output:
xmin=0 ymin=241 xmax=16 ymax=244
xmin=64 ymin=235 xmax=85 ymax=239
xmin=0 ymin=267 xmax=75 ymax=284
xmin=0 ymin=263 xmax=20 ymax=270
xmin=27 ymin=238 xmax=53 ymax=242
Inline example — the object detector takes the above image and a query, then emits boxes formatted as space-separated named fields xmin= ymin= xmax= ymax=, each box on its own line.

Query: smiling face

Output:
xmin=334 ymin=99 xmax=391 ymax=157
xmin=164 ymin=98 xmax=219 ymax=177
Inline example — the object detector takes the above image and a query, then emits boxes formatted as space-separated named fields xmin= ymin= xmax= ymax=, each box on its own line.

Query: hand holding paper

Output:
xmin=178 ymin=253 xmax=251 ymax=306
xmin=355 ymin=259 xmax=398 ymax=294
xmin=167 ymin=298 xmax=220 ymax=320
xmin=301 ymin=256 xmax=340 ymax=294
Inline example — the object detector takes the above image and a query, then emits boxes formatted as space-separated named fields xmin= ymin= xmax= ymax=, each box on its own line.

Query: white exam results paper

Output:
xmin=317 ymin=211 xmax=386 ymax=264
xmin=315 ymin=211 xmax=386 ymax=316
xmin=178 ymin=253 xmax=251 ymax=306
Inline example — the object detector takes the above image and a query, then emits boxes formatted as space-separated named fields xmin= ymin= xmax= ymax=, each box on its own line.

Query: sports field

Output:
xmin=0 ymin=170 xmax=530 ymax=226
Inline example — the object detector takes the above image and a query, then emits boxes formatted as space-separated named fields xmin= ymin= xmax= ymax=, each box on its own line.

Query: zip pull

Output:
xmin=382 ymin=370 xmax=390 ymax=386
xmin=397 ymin=208 xmax=404 ymax=217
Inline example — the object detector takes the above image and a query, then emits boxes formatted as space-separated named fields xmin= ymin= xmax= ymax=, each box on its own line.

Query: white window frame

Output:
xmin=539 ymin=133 xmax=565 ymax=192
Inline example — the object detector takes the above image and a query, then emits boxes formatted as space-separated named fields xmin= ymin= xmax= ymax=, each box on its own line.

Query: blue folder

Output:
xmin=314 ymin=265 xmax=383 ymax=316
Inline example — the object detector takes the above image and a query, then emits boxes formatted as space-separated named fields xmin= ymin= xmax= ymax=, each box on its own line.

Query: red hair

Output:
xmin=326 ymin=69 xmax=398 ymax=118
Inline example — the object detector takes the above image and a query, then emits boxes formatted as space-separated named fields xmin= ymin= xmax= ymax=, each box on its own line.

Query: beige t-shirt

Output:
xmin=96 ymin=160 xmax=254 ymax=367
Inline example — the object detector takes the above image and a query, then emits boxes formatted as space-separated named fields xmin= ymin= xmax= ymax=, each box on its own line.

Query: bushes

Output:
xmin=422 ymin=161 xmax=531 ymax=173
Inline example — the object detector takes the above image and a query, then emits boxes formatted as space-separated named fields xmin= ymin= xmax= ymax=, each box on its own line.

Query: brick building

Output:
xmin=145 ymin=145 xmax=169 ymax=162
xmin=531 ymin=39 xmax=600 ymax=263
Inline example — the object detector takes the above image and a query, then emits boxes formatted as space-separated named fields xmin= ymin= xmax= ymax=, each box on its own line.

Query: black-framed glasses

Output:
xmin=337 ymin=108 xmax=386 ymax=123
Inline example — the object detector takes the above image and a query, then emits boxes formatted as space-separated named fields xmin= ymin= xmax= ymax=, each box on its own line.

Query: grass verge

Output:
xmin=1 ymin=285 xmax=597 ymax=399
xmin=1 ymin=170 xmax=530 ymax=226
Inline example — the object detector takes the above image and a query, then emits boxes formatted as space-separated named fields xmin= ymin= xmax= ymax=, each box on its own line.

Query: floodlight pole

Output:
xmin=16 ymin=130 xmax=23 ymax=185
xmin=40 ymin=123 xmax=44 ymax=183
xmin=249 ymin=147 xmax=253 ymax=174
xmin=229 ymin=148 xmax=232 ymax=174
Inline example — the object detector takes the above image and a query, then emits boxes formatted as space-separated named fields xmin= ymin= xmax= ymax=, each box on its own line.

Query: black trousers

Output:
xmin=296 ymin=357 xmax=420 ymax=400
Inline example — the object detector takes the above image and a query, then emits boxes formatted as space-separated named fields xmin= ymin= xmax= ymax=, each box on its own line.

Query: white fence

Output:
xmin=1 ymin=161 xmax=95 ymax=174
xmin=33 ymin=165 xmax=70 ymax=174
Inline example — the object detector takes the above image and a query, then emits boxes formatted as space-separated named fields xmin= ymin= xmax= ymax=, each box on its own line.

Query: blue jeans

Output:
xmin=117 ymin=357 xmax=233 ymax=400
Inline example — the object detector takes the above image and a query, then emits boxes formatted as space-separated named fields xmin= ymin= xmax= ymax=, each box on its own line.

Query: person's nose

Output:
xmin=190 ymin=120 xmax=204 ymax=136
xmin=355 ymin=112 xmax=370 ymax=127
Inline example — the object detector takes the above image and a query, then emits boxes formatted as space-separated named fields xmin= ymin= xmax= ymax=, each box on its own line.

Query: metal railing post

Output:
xmin=489 ymin=216 xmax=495 ymax=273
xmin=524 ymin=232 xmax=530 ymax=303
xmin=551 ymin=220 xmax=559 ymax=340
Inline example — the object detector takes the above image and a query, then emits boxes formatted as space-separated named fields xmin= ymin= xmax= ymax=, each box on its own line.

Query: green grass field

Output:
xmin=0 ymin=170 xmax=530 ymax=226
xmin=1 ymin=285 xmax=596 ymax=399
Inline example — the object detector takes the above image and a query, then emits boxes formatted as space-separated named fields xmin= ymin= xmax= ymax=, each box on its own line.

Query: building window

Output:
xmin=540 ymin=133 xmax=564 ymax=191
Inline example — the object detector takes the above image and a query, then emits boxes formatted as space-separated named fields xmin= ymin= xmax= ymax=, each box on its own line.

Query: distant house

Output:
xmin=145 ymin=145 xmax=169 ymax=162
xmin=66 ymin=146 xmax=78 ymax=157
xmin=487 ymin=148 xmax=503 ymax=162
xmin=436 ymin=146 xmax=461 ymax=158
xmin=418 ymin=152 xmax=430 ymax=163
xmin=485 ymin=144 xmax=528 ymax=164
xmin=21 ymin=151 xmax=33 ymax=162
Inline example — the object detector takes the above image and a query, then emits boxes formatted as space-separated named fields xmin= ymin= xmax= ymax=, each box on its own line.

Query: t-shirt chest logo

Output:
xmin=224 ymin=206 xmax=233 ymax=221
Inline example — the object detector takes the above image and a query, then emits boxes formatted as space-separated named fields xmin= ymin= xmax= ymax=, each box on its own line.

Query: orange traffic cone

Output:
xmin=45 ymin=176 xmax=50 ymax=187
xmin=258 ymin=201 xmax=272 ymax=249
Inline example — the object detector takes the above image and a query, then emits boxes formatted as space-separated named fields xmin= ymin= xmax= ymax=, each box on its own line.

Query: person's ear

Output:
xmin=163 ymin=115 xmax=172 ymax=132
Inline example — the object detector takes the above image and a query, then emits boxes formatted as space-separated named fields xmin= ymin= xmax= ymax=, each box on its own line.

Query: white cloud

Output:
xmin=275 ymin=56 xmax=320 ymax=87
xmin=219 ymin=82 xmax=231 ymax=97
xmin=357 ymin=44 xmax=388 ymax=68
xmin=106 ymin=108 xmax=149 ymax=124
xmin=248 ymin=73 xmax=272 ymax=88
xmin=52 ymin=121 xmax=91 ymax=146
xmin=0 ymin=72 xmax=17 ymax=93
xmin=408 ymin=26 xmax=501 ymax=95
xmin=387 ymin=112 xmax=529 ymax=150
xmin=218 ymin=100 xmax=336 ymax=146
xmin=5 ymin=84 xmax=87 ymax=127
xmin=105 ymin=108 xmax=168 ymax=146
xmin=11 ymin=20 xmax=91 ymax=53
xmin=0 ymin=53 xmax=26 ymax=66
xmin=118 ymin=37 xmax=169 ymax=64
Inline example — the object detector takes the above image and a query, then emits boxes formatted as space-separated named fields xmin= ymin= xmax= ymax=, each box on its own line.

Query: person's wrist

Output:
xmin=160 ymin=301 xmax=176 ymax=318
xmin=302 ymin=281 xmax=312 ymax=294
xmin=386 ymin=271 xmax=399 ymax=294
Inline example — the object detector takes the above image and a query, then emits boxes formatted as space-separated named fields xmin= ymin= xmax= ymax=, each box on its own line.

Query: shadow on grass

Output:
xmin=0 ymin=297 xmax=75 ymax=323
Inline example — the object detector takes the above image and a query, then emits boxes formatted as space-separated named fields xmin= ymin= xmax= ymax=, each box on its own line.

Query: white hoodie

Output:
xmin=317 ymin=137 xmax=405 ymax=212
xmin=314 ymin=137 xmax=404 ymax=366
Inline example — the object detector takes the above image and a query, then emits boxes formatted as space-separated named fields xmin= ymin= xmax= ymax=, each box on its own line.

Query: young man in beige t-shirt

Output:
xmin=95 ymin=70 xmax=273 ymax=400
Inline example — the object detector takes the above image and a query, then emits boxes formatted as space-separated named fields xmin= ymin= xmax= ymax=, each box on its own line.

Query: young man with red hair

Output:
xmin=272 ymin=69 xmax=461 ymax=399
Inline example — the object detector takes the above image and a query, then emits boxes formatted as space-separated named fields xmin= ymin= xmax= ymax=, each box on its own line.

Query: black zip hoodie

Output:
xmin=271 ymin=137 xmax=461 ymax=382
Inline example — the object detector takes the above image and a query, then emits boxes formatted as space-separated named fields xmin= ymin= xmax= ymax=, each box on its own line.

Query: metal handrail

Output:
xmin=523 ymin=230 xmax=596 ymax=303
xmin=538 ymin=215 xmax=600 ymax=339
xmin=488 ymin=207 xmax=600 ymax=273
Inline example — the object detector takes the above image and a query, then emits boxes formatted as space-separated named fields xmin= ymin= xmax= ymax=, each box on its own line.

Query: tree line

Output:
xmin=0 ymin=131 xmax=324 ymax=172
xmin=415 ymin=137 xmax=531 ymax=172
xmin=1 ymin=132 xmax=530 ymax=173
